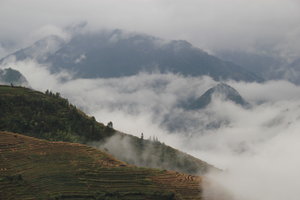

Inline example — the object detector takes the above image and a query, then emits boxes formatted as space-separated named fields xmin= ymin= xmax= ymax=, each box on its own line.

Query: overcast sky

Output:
xmin=1 ymin=0 xmax=300 ymax=59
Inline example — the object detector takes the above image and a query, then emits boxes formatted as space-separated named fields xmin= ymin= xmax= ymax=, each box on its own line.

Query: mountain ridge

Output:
xmin=0 ymin=30 xmax=263 ymax=82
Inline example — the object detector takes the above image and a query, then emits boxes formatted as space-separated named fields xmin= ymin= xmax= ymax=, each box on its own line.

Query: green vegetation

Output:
xmin=0 ymin=85 xmax=114 ymax=143
xmin=0 ymin=132 xmax=202 ymax=200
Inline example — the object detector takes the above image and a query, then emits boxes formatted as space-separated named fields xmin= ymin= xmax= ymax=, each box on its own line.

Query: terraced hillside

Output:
xmin=0 ymin=131 xmax=203 ymax=200
xmin=0 ymin=85 xmax=215 ymax=175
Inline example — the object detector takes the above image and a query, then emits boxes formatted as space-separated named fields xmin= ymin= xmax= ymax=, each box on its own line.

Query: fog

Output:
xmin=2 ymin=58 xmax=300 ymax=199
xmin=1 ymin=0 xmax=300 ymax=60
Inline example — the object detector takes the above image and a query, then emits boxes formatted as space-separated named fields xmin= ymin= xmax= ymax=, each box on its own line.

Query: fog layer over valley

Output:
xmin=2 ymin=59 xmax=300 ymax=199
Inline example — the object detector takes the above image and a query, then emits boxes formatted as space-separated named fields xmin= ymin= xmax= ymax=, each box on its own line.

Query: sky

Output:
xmin=1 ymin=0 xmax=300 ymax=59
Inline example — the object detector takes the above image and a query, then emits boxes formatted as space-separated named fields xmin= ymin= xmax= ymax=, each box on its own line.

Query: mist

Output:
xmin=2 ymin=58 xmax=300 ymax=199
xmin=1 ymin=0 xmax=300 ymax=60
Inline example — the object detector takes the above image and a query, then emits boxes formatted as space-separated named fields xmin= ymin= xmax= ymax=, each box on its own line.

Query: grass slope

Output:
xmin=0 ymin=131 xmax=202 ymax=200
xmin=0 ymin=85 xmax=215 ymax=175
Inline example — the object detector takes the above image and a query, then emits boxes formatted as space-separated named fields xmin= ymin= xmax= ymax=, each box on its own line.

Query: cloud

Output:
xmin=205 ymin=123 xmax=300 ymax=200
xmin=229 ymin=80 xmax=300 ymax=103
xmin=31 ymin=25 xmax=71 ymax=42
xmin=0 ymin=0 xmax=300 ymax=59
xmin=0 ymin=58 xmax=71 ymax=90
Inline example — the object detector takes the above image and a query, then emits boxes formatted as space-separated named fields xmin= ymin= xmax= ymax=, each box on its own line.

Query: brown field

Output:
xmin=0 ymin=131 xmax=203 ymax=200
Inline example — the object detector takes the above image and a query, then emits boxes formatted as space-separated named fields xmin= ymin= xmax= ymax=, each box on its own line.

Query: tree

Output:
xmin=107 ymin=121 xmax=113 ymax=128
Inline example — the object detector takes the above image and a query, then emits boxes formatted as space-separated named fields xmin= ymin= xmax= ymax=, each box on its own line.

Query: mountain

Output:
xmin=215 ymin=50 xmax=300 ymax=85
xmin=159 ymin=83 xmax=248 ymax=133
xmin=0 ymin=85 xmax=215 ymax=175
xmin=290 ymin=58 xmax=300 ymax=69
xmin=284 ymin=58 xmax=300 ymax=84
xmin=215 ymin=50 xmax=286 ymax=80
xmin=185 ymin=83 xmax=249 ymax=110
xmin=0 ymin=30 xmax=263 ymax=82
xmin=0 ymin=131 xmax=203 ymax=200
xmin=0 ymin=68 xmax=28 ymax=86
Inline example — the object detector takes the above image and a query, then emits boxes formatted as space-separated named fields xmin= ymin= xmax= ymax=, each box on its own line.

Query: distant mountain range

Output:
xmin=0 ymin=29 xmax=263 ymax=82
xmin=216 ymin=50 xmax=300 ymax=84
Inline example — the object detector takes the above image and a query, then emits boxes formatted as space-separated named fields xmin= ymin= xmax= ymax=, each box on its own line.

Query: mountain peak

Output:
xmin=210 ymin=83 xmax=240 ymax=96
xmin=186 ymin=83 xmax=249 ymax=110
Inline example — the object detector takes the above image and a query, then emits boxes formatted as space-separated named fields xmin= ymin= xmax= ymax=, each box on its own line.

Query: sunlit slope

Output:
xmin=0 ymin=85 xmax=215 ymax=175
xmin=0 ymin=131 xmax=202 ymax=200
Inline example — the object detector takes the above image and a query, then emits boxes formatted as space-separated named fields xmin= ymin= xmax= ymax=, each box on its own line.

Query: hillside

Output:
xmin=0 ymin=85 xmax=215 ymax=175
xmin=0 ymin=30 xmax=262 ymax=82
xmin=0 ymin=85 xmax=113 ymax=143
xmin=95 ymin=134 xmax=213 ymax=175
xmin=0 ymin=131 xmax=203 ymax=200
